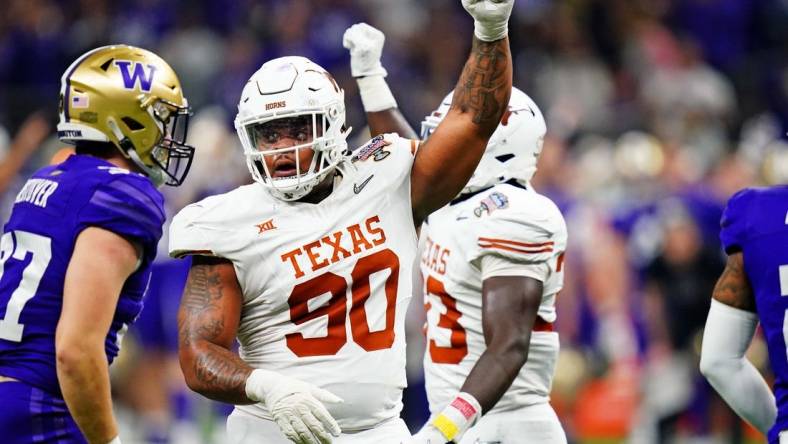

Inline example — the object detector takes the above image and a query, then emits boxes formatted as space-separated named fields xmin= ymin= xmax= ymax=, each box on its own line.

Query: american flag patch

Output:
xmin=72 ymin=94 xmax=89 ymax=109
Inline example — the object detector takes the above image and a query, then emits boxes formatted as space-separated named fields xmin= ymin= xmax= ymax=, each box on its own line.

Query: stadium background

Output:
xmin=1 ymin=0 xmax=787 ymax=442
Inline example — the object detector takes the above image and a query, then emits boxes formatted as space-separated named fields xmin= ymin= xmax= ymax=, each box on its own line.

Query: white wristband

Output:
xmin=107 ymin=436 xmax=121 ymax=444
xmin=357 ymin=76 xmax=397 ymax=112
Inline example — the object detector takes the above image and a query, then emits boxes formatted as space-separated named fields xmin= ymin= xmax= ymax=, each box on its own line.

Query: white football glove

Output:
xmin=461 ymin=0 xmax=515 ymax=42
xmin=106 ymin=436 xmax=122 ymax=444
xmin=404 ymin=425 xmax=450 ymax=443
xmin=343 ymin=23 xmax=387 ymax=78
xmin=245 ymin=369 xmax=343 ymax=444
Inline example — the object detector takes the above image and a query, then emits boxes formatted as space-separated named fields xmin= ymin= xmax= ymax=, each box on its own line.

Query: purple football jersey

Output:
xmin=720 ymin=185 xmax=788 ymax=444
xmin=0 ymin=154 xmax=165 ymax=396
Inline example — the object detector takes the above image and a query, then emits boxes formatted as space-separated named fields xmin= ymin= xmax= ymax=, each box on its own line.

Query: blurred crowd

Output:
xmin=1 ymin=0 xmax=787 ymax=443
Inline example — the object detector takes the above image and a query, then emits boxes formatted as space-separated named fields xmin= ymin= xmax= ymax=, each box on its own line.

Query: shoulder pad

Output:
xmin=719 ymin=188 xmax=755 ymax=254
xmin=469 ymin=187 xmax=566 ymax=265
xmin=78 ymin=174 xmax=165 ymax=254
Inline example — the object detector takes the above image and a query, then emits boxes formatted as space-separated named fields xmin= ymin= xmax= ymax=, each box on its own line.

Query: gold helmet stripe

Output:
xmin=59 ymin=45 xmax=110 ymax=122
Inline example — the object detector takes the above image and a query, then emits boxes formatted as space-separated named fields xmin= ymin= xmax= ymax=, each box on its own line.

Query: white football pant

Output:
xmin=460 ymin=402 xmax=567 ymax=444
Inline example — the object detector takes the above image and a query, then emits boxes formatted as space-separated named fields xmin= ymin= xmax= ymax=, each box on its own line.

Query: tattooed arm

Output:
xmin=410 ymin=35 xmax=512 ymax=225
xmin=178 ymin=255 xmax=343 ymax=442
xmin=711 ymin=252 xmax=756 ymax=311
xmin=178 ymin=255 xmax=253 ymax=404
xmin=699 ymin=251 xmax=776 ymax=435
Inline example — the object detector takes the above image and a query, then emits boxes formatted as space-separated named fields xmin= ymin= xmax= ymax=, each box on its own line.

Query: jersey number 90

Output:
xmin=286 ymin=248 xmax=399 ymax=356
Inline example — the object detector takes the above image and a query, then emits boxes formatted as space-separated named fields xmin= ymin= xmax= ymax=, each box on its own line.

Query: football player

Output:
xmin=344 ymin=23 xmax=568 ymax=444
xmin=700 ymin=185 xmax=788 ymax=443
xmin=169 ymin=1 xmax=516 ymax=444
xmin=0 ymin=45 xmax=195 ymax=444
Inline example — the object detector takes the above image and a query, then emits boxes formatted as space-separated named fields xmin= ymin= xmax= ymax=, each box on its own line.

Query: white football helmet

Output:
xmin=421 ymin=87 xmax=546 ymax=194
xmin=235 ymin=56 xmax=349 ymax=201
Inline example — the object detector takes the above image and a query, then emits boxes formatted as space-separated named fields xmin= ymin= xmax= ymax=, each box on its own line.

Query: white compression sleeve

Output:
xmin=700 ymin=299 xmax=777 ymax=435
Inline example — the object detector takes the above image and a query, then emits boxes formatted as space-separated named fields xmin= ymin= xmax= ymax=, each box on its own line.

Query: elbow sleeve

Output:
xmin=700 ymin=299 xmax=758 ymax=377
xmin=700 ymin=299 xmax=776 ymax=435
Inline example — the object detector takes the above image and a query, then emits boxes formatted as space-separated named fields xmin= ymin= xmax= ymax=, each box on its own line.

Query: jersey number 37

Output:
xmin=0 ymin=231 xmax=52 ymax=342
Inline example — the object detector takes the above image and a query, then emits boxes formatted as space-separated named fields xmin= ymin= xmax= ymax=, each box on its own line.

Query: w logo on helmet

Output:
xmin=114 ymin=60 xmax=158 ymax=92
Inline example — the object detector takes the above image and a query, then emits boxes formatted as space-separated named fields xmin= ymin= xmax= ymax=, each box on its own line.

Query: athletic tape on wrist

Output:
xmin=357 ymin=76 xmax=397 ymax=113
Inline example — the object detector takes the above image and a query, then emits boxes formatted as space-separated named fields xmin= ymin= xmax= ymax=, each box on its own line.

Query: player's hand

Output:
xmin=403 ymin=425 xmax=451 ymax=444
xmin=343 ymin=23 xmax=387 ymax=78
xmin=246 ymin=369 xmax=343 ymax=444
xmin=461 ymin=0 xmax=515 ymax=42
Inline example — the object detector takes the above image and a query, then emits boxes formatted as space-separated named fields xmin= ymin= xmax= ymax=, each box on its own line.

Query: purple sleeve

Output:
xmin=77 ymin=175 xmax=165 ymax=259
xmin=719 ymin=188 xmax=752 ymax=254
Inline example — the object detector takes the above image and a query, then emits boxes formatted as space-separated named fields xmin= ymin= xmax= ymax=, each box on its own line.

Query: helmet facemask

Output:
xmin=118 ymin=97 xmax=194 ymax=187
xmin=239 ymin=112 xmax=346 ymax=201
xmin=148 ymin=98 xmax=194 ymax=186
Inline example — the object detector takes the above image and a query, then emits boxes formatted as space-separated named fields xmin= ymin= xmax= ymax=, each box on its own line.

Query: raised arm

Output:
xmin=410 ymin=0 xmax=514 ymax=224
xmin=343 ymin=23 xmax=417 ymax=139
xmin=178 ymin=255 xmax=342 ymax=444
xmin=699 ymin=252 xmax=776 ymax=435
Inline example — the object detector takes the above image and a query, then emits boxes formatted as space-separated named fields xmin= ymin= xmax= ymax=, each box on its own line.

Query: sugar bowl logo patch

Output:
xmin=474 ymin=192 xmax=509 ymax=217
xmin=351 ymin=135 xmax=391 ymax=163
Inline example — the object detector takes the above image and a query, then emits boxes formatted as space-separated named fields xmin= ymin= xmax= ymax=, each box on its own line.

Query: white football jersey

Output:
xmin=169 ymin=134 xmax=420 ymax=431
xmin=420 ymin=182 xmax=567 ymax=415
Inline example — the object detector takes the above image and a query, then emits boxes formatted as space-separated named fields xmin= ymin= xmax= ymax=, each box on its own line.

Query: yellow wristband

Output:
xmin=432 ymin=413 xmax=459 ymax=441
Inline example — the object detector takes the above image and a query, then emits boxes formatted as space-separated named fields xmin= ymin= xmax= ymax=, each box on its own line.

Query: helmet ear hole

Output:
xmin=121 ymin=117 xmax=145 ymax=131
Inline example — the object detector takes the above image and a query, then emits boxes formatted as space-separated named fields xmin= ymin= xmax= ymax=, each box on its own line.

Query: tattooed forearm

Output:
xmin=712 ymin=253 xmax=756 ymax=311
xmin=451 ymin=37 xmax=511 ymax=129
xmin=178 ymin=257 xmax=251 ymax=404
xmin=191 ymin=345 xmax=253 ymax=404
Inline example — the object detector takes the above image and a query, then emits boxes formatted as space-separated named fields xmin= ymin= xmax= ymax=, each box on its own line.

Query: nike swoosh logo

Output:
xmin=354 ymin=175 xmax=374 ymax=194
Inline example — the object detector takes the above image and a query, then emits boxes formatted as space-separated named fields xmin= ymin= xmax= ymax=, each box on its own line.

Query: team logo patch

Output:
xmin=256 ymin=218 xmax=277 ymax=234
xmin=474 ymin=192 xmax=509 ymax=217
xmin=114 ymin=60 xmax=157 ymax=92
xmin=351 ymin=135 xmax=391 ymax=163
